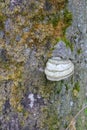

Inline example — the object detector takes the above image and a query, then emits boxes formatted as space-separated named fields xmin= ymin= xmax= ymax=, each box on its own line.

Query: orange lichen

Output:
xmin=18 ymin=19 xmax=67 ymax=48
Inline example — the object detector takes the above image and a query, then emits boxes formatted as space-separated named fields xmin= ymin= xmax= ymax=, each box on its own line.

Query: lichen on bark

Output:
xmin=0 ymin=0 xmax=74 ymax=129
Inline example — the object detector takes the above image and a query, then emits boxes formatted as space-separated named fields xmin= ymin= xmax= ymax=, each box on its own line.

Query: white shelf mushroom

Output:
xmin=45 ymin=57 xmax=74 ymax=81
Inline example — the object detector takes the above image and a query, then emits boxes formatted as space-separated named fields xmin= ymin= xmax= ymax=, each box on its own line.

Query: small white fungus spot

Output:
xmin=28 ymin=93 xmax=34 ymax=108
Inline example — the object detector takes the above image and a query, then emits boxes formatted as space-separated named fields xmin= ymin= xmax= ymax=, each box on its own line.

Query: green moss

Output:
xmin=77 ymin=48 xmax=82 ymax=54
xmin=65 ymin=83 xmax=70 ymax=91
xmin=62 ymin=9 xmax=72 ymax=35
xmin=50 ymin=14 xmax=60 ymax=27
xmin=41 ymin=106 xmax=59 ymax=130
xmin=56 ymin=36 xmax=74 ymax=51
xmin=0 ymin=13 xmax=6 ymax=30
xmin=0 ymin=62 xmax=10 ymax=70
xmin=39 ymin=84 xmax=54 ymax=99
xmin=73 ymin=82 xmax=80 ymax=92
xmin=63 ymin=9 xmax=72 ymax=27
xmin=72 ymin=82 xmax=80 ymax=97
xmin=46 ymin=114 xmax=59 ymax=130
xmin=48 ymin=8 xmax=72 ymax=28
xmin=32 ymin=14 xmax=45 ymax=22
xmin=55 ymin=8 xmax=72 ymax=48
xmin=54 ymin=81 xmax=63 ymax=94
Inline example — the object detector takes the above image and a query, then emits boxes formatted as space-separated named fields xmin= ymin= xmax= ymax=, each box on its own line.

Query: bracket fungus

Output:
xmin=45 ymin=57 xmax=74 ymax=81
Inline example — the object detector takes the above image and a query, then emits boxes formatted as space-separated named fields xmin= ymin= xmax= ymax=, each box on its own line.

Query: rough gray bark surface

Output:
xmin=0 ymin=0 xmax=87 ymax=130
xmin=65 ymin=0 xmax=87 ymax=129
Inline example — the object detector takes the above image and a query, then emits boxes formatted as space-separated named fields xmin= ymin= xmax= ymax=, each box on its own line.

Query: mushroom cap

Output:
xmin=45 ymin=57 xmax=74 ymax=81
